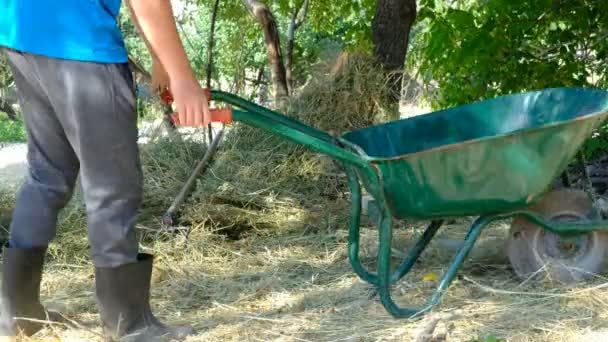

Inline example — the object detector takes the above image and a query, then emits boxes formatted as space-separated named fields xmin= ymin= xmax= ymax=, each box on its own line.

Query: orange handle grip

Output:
xmin=171 ymin=108 xmax=233 ymax=126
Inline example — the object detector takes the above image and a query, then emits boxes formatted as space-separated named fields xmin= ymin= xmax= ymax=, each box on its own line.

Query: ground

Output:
xmin=3 ymin=124 xmax=608 ymax=342
xmin=2 ymin=24 xmax=606 ymax=339
xmin=9 ymin=217 xmax=608 ymax=342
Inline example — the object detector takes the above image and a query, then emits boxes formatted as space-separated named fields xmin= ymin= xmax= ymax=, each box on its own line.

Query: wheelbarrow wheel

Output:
xmin=507 ymin=188 xmax=608 ymax=284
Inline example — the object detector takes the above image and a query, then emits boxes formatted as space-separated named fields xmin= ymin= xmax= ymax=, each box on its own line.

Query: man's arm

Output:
xmin=125 ymin=0 xmax=209 ymax=126
xmin=125 ymin=1 xmax=168 ymax=93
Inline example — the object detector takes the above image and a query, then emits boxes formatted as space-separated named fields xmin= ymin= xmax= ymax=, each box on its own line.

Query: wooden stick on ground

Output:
xmin=413 ymin=311 xmax=461 ymax=342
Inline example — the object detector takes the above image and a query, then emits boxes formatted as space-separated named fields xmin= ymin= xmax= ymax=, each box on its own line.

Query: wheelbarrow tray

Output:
xmin=342 ymin=88 xmax=608 ymax=220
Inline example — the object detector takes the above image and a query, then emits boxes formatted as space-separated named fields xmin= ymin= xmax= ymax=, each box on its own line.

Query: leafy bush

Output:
xmin=407 ymin=0 xmax=608 ymax=159
xmin=0 ymin=113 xmax=26 ymax=143
xmin=409 ymin=0 xmax=608 ymax=109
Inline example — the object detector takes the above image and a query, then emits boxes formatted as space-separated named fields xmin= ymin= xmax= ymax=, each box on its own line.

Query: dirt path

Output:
xmin=0 ymin=120 xmax=218 ymax=192
xmin=0 ymin=143 xmax=27 ymax=191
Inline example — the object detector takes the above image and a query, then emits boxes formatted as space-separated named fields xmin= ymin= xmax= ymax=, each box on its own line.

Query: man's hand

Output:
xmin=171 ymin=77 xmax=211 ymax=126
xmin=126 ymin=0 xmax=210 ymax=126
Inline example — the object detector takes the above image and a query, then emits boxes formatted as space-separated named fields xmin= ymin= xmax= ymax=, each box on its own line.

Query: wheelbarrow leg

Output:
xmin=424 ymin=216 xmax=489 ymax=308
xmin=347 ymin=169 xmax=444 ymax=285
xmin=390 ymin=220 xmax=443 ymax=283
xmin=376 ymin=214 xmax=492 ymax=319
xmin=347 ymin=168 xmax=378 ymax=284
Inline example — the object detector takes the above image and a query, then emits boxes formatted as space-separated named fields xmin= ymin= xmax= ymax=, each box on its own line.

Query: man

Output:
xmin=0 ymin=0 xmax=209 ymax=340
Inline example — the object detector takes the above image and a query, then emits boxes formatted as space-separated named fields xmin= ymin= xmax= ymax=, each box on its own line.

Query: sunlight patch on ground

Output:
xmin=0 ymin=143 xmax=27 ymax=191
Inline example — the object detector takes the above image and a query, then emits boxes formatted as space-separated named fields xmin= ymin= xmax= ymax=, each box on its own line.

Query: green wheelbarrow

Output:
xmin=165 ymin=87 xmax=608 ymax=319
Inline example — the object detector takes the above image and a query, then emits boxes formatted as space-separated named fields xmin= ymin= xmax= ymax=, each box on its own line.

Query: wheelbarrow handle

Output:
xmin=170 ymin=108 xmax=233 ymax=125
xmin=160 ymin=87 xmax=371 ymax=170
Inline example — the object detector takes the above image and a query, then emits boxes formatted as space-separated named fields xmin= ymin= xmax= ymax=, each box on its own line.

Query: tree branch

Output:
xmin=295 ymin=0 xmax=310 ymax=29
xmin=128 ymin=55 xmax=151 ymax=82
xmin=0 ymin=100 xmax=18 ymax=121
xmin=285 ymin=0 xmax=310 ymax=94
xmin=242 ymin=0 xmax=289 ymax=101
xmin=206 ymin=0 xmax=221 ymax=89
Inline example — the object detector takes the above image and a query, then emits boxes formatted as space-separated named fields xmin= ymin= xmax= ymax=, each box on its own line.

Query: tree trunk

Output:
xmin=0 ymin=81 xmax=18 ymax=120
xmin=206 ymin=0 xmax=221 ymax=144
xmin=127 ymin=55 xmax=175 ymax=130
xmin=128 ymin=55 xmax=151 ymax=83
xmin=254 ymin=65 xmax=269 ymax=105
xmin=285 ymin=0 xmax=309 ymax=94
xmin=0 ymin=100 xmax=17 ymax=120
xmin=285 ymin=14 xmax=296 ymax=95
xmin=251 ymin=65 xmax=266 ymax=100
xmin=206 ymin=0 xmax=221 ymax=89
xmin=372 ymin=0 xmax=417 ymax=102
xmin=242 ymin=0 xmax=289 ymax=103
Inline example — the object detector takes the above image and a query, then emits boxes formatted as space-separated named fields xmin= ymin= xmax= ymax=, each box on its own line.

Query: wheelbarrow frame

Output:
xmin=171 ymin=89 xmax=608 ymax=319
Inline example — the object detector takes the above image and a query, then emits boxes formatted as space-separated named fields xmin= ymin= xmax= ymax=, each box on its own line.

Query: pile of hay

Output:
xmin=148 ymin=51 xmax=399 ymax=240
xmin=282 ymin=50 xmax=399 ymax=134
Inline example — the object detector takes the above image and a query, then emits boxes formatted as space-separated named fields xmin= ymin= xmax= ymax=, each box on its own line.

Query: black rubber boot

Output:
xmin=95 ymin=253 xmax=195 ymax=342
xmin=0 ymin=245 xmax=58 ymax=337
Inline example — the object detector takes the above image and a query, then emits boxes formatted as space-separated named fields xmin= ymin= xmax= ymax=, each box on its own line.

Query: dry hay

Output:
xmin=280 ymin=50 xmax=399 ymax=134
xmin=2 ymin=54 xmax=608 ymax=341
xmin=162 ymin=50 xmax=400 ymax=243
xmin=4 ymin=212 xmax=608 ymax=341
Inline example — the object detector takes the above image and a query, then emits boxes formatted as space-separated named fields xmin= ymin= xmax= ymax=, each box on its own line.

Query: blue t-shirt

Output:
xmin=0 ymin=0 xmax=128 ymax=63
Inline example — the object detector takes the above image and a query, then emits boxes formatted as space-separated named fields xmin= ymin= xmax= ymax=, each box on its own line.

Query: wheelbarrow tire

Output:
xmin=506 ymin=188 xmax=608 ymax=284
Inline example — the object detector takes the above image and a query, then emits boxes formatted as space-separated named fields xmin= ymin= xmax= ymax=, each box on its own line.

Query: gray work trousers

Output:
xmin=3 ymin=48 xmax=142 ymax=268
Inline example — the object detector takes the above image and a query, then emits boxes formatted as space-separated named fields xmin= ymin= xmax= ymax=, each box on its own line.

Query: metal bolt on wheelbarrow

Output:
xmin=163 ymin=87 xmax=608 ymax=319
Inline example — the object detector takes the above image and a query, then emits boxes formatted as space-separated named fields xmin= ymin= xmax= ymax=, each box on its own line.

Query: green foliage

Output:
xmin=0 ymin=54 xmax=11 ymax=87
xmin=306 ymin=0 xmax=375 ymax=52
xmin=1 ymin=0 xmax=382 ymax=141
xmin=120 ymin=0 xmax=375 ymax=98
xmin=409 ymin=0 xmax=608 ymax=109
xmin=467 ymin=335 xmax=505 ymax=342
xmin=408 ymin=0 xmax=608 ymax=159
xmin=0 ymin=113 xmax=26 ymax=143
xmin=582 ymin=123 xmax=608 ymax=158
